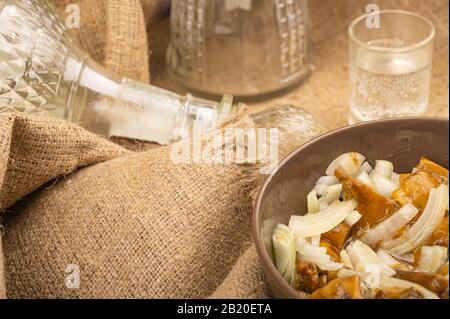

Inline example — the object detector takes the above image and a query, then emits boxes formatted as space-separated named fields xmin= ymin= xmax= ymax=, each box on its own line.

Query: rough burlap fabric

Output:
xmin=53 ymin=0 xmax=150 ymax=83
xmin=1 ymin=112 xmax=268 ymax=298
xmin=0 ymin=114 xmax=129 ymax=297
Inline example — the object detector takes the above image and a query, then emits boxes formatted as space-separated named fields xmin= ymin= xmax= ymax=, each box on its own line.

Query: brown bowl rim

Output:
xmin=252 ymin=116 xmax=449 ymax=298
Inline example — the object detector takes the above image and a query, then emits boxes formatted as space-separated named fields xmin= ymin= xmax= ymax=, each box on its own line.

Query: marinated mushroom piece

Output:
xmin=310 ymin=276 xmax=364 ymax=299
xmin=417 ymin=157 xmax=449 ymax=184
xmin=294 ymin=261 xmax=323 ymax=293
xmin=335 ymin=169 xmax=400 ymax=231
xmin=321 ymin=222 xmax=352 ymax=251
xmin=326 ymin=270 xmax=339 ymax=282
xmin=424 ymin=216 xmax=449 ymax=248
xmin=375 ymin=287 xmax=423 ymax=299
xmin=395 ymin=270 xmax=449 ymax=296
xmin=320 ymin=239 xmax=341 ymax=262
xmin=415 ymin=245 xmax=448 ymax=273
xmin=439 ymin=261 xmax=449 ymax=277
xmin=392 ymin=167 xmax=441 ymax=210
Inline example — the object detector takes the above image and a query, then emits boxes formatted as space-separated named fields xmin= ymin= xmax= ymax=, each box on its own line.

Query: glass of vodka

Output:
xmin=348 ymin=10 xmax=435 ymax=124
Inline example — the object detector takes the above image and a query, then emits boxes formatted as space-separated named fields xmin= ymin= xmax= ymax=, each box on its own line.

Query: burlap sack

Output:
xmin=0 ymin=113 xmax=129 ymax=297
xmin=1 ymin=112 xmax=267 ymax=298
xmin=54 ymin=0 xmax=150 ymax=83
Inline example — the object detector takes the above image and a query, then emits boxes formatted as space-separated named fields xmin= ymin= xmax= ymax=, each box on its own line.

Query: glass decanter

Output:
xmin=167 ymin=0 xmax=311 ymax=99
xmin=0 ymin=0 xmax=237 ymax=144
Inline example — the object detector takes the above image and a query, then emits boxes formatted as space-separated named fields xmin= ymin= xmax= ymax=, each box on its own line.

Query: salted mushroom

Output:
xmin=335 ymin=169 xmax=400 ymax=231
xmin=395 ymin=270 xmax=448 ymax=296
xmin=310 ymin=276 xmax=364 ymax=299
xmin=375 ymin=287 xmax=423 ymax=299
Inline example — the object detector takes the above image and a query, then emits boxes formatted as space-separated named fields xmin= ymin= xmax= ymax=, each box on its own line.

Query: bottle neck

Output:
xmin=64 ymin=55 xmax=236 ymax=144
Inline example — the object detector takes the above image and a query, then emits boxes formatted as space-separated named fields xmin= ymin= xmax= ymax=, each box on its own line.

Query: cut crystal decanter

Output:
xmin=0 ymin=0 xmax=237 ymax=144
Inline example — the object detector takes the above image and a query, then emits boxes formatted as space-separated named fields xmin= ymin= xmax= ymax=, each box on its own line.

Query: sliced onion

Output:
xmin=325 ymin=184 xmax=342 ymax=204
xmin=339 ymin=268 xmax=383 ymax=289
xmin=360 ymin=203 xmax=419 ymax=246
xmin=326 ymin=152 xmax=365 ymax=176
xmin=347 ymin=240 xmax=395 ymax=277
xmin=417 ymin=246 xmax=448 ymax=273
xmin=356 ymin=170 xmax=375 ymax=188
xmin=380 ymin=276 xmax=440 ymax=299
xmin=318 ymin=196 xmax=328 ymax=211
xmin=340 ymin=250 xmax=354 ymax=269
xmin=289 ymin=200 xmax=357 ymax=237
xmin=347 ymin=240 xmax=379 ymax=272
xmin=377 ymin=249 xmax=402 ymax=267
xmin=318 ymin=261 xmax=344 ymax=271
xmin=316 ymin=175 xmax=339 ymax=186
xmin=297 ymin=240 xmax=343 ymax=271
xmin=337 ymin=269 xmax=384 ymax=290
xmin=391 ymin=172 xmax=400 ymax=186
xmin=299 ymin=252 xmax=331 ymax=265
xmin=360 ymin=161 xmax=373 ymax=174
xmin=309 ymin=234 xmax=321 ymax=246
xmin=383 ymin=185 xmax=449 ymax=254
xmin=388 ymin=252 xmax=415 ymax=264
xmin=374 ymin=160 xmax=394 ymax=179
xmin=364 ymin=270 xmax=383 ymax=289
xmin=314 ymin=184 xmax=328 ymax=197
xmin=337 ymin=268 xmax=359 ymax=278
xmin=377 ymin=249 xmax=411 ymax=271
xmin=370 ymin=171 xmax=398 ymax=198
xmin=307 ymin=190 xmax=319 ymax=214
xmin=296 ymin=240 xmax=327 ymax=255
xmin=345 ymin=210 xmax=362 ymax=227
xmin=262 ymin=218 xmax=278 ymax=260
xmin=272 ymin=224 xmax=296 ymax=285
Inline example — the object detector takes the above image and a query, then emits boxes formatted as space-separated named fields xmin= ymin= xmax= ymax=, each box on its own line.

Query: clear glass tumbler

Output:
xmin=167 ymin=0 xmax=311 ymax=99
xmin=348 ymin=10 xmax=435 ymax=124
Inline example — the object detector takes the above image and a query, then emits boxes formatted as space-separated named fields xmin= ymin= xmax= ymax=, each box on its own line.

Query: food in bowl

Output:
xmin=272 ymin=152 xmax=449 ymax=299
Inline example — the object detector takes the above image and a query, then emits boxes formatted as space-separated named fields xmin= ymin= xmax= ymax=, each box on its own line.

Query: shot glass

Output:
xmin=348 ymin=10 xmax=435 ymax=124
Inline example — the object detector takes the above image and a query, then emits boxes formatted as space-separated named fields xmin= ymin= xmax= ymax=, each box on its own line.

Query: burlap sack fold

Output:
xmin=0 ymin=113 xmax=129 ymax=298
xmin=2 ymin=112 xmax=268 ymax=298
xmin=0 ymin=114 xmax=129 ymax=211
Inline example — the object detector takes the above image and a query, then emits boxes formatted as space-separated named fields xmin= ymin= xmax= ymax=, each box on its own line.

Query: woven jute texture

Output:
xmin=1 ymin=112 xmax=268 ymax=298
xmin=54 ymin=0 xmax=150 ymax=83
xmin=0 ymin=113 xmax=129 ymax=298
